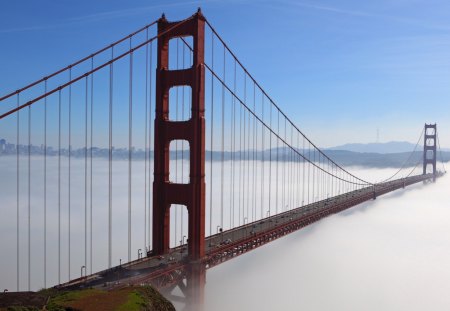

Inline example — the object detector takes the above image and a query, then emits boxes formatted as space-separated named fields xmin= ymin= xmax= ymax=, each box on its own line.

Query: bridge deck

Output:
xmin=61 ymin=173 xmax=434 ymax=290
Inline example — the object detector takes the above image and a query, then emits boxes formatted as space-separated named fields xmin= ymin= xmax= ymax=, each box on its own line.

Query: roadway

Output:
xmin=61 ymin=173 xmax=435 ymax=290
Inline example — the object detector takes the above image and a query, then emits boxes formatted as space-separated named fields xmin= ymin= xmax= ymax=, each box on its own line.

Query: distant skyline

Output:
xmin=1 ymin=0 xmax=449 ymax=147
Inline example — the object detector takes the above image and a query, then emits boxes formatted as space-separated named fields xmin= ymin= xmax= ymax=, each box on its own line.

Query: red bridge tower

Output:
xmin=152 ymin=10 xmax=206 ymax=261
xmin=423 ymin=123 xmax=437 ymax=182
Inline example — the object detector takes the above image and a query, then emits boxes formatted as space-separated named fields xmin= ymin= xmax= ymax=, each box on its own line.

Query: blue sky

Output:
xmin=1 ymin=0 xmax=450 ymax=147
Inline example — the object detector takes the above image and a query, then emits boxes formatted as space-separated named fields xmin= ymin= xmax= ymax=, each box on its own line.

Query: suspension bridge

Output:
xmin=0 ymin=9 xmax=446 ymax=310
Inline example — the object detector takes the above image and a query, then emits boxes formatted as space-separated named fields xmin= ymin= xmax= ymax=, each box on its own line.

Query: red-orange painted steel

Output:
xmin=153 ymin=11 xmax=206 ymax=261
xmin=423 ymin=123 xmax=437 ymax=181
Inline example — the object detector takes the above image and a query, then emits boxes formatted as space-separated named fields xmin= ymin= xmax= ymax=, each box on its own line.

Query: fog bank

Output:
xmin=204 ymin=172 xmax=450 ymax=311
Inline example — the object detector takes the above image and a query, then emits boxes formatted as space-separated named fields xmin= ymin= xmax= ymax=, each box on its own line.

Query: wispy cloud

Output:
xmin=0 ymin=0 xmax=223 ymax=34
xmin=67 ymin=0 xmax=209 ymax=24
xmin=0 ymin=24 xmax=60 ymax=34
xmin=285 ymin=1 xmax=377 ymax=18
xmin=280 ymin=0 xmax=450 ymax=32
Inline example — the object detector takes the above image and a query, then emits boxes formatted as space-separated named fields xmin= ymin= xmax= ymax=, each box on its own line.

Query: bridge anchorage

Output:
xmin=0 ymin=8 xmax=446 ymax=311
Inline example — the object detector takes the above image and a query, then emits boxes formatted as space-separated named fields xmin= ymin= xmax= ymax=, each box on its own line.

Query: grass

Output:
xmin=46 ymin=289 xmax=105 ymax=311
xmin=1 ymin=286 xmax=175 ymax=311
xmin=116 ymin=290 xmax=146 ymax=311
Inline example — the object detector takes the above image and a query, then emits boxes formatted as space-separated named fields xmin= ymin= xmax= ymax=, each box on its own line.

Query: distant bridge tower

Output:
xmin=423 ymin=123 xmax=437 ymax=181
xmin=152 ymin=10 xmax=206 ymax=261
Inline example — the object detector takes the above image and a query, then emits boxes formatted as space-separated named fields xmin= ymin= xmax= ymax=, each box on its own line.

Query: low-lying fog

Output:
xmin=204 ymin=170 xmax=450 ymax=311
xmin=1 ymin=156 xmax=449 ymax=311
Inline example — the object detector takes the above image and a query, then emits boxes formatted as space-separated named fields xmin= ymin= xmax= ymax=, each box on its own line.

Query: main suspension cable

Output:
xmin=204 ymin=64 xmax=369 ymax=186
xmin=0 ymin=16 xmax=194 ymax=121
xmin=376 ymin=128 xmax=425 ymax=183
xmin=203 ymin=19 xmax=370 ymax=186
xmin=0 ymin=20 xmax=158 ymax=103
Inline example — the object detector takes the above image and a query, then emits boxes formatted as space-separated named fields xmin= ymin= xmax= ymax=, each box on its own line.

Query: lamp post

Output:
xmin=81 ymin=265 xmax=86 ymax=279
xmin=182 ymin=235 xmax=187 ymax=254
xmin=118 ymin=259 xmax=122 ymax=284
xmin=217 ymin=226 xmax=223 ymax=243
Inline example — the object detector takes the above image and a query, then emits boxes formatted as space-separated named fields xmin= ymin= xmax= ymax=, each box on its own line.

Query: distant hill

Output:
xmin=327 ymin=141 xmax=420 ymax=154
xmin=202 ymin=147 xmax=450 ymax=169
xmin=1 ymin=137 xmax=448 ymax=169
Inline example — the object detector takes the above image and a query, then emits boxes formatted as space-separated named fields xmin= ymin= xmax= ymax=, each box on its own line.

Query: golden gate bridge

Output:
xmin=0 ymin=9 xmax=446 ymax=310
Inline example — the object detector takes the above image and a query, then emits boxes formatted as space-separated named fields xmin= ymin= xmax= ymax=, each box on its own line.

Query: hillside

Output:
xmin=0 ymin=286 xmax=175 ymax=311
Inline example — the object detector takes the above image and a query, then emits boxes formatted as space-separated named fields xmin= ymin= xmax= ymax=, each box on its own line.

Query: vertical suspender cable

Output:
xmin=325 ymin=159 xmax=328 ymax=198
xmin=68 ymin=68 xmax=72 ymax=281
xmin=318 ymin=153 xmax=321 ymax=200
xmin=252 ymin=83 xmax=256 ymax=220
xmin=295 ymin=132 xmax=298 ymax=207
xmin=209 ymin=32 xmax=214 ymax=237
xmin=323 ymin=156 xmax=326 ymax=198
xmin=229 ymin=60 xmax=235 ymax=228
xmin=307 ymin=142 xmax=310 ymax=205
xmin=16 ymin=94 xmax=20 ymax=291
xmin=268 ymin=102 xmax=272 ymax=216
xmin=220 ymin=45 xmax=225 ymax=230
xmin=302 ymin=136 xmax=305 ymax=206
xmin=287 ymin=125 xmax=291 ymax=209
xmin=276 ymin=110 xmax=279 ymax=214
xmin=283 ymin=117 xmax=286 ymax=211
xmin=238 ymin=82 xmax=242 ymax=225
xmin=144 ymin=30 xmax=149 ymax=251
xmin=128 ymin=38 xmax=133 ymax=262
xmin=84 ymin=76 xmax=88 ymax=273
xmin=246 ymin=77 xmax=250 ymax=222
xmin=181 ymin=40 xmax=185 ymax=241
xmin=244 ymin=76 xmax=249 ymax=223
xmin=318 ymin=151 xmax=321 ymax=199
xmin=290 ymin=125 xmax=293 ymax=209
xmin=108 ymin=48 xmax=113 ymax=268
xmin=295 ymin=130 xmax=298 ymax=206
xmin=288 ymin=128 xmax=292 ymax=209
xmin=335 ymin=165 xmax=338 ymax=196
xmin=261 ymin=95 xmax=264 ymax=218
xmin=175 ymin=40 xmax=179 ymax=245
xmin=148 ymin=41 xmax=153 ymax=247
xmin=312 ymin=148 xmax=315 ymax=203
xmin=44 ymin=81 xmax=47 ymax=288
xmin=90 ymin=58 xmax=94 ymax=274
xmin=292 ymin=131 xmax=295 ymax=208
xmin=333 ymin=165 xmax=336 ymax=196
xmin=58 ymin=90 xmax=61 ymax=284
xmin=28 ymin=100 xmax=31 ymax=290
xmin=231 ymin=59 xmax=237 ymax=229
